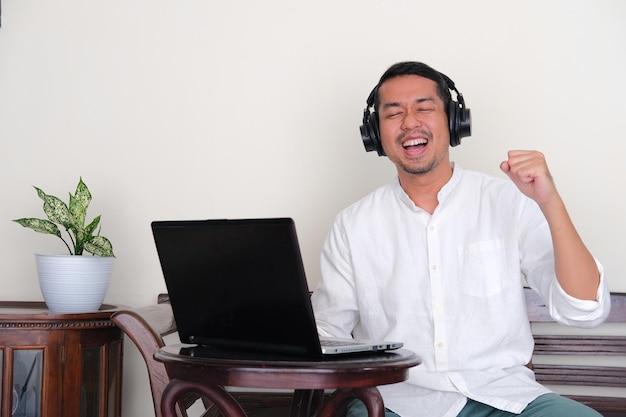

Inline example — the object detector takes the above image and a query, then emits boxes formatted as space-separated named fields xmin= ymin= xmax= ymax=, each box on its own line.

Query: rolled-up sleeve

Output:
xmin=547 ymin=258 xmax=611 ymax=328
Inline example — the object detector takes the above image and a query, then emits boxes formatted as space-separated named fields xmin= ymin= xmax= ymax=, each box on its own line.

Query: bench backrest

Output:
xmin=525 ymin=287 xmax=626 ymax=416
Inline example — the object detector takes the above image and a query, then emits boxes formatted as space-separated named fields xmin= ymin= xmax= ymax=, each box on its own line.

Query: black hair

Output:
xmin=370 ymin=61 xmax=452 ymax=111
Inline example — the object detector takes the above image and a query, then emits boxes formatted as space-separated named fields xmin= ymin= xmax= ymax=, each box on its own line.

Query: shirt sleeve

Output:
xmin=546 ymin=258 xmax=611 ymax=328
xmin=310 ymin=216 xmax=360 ymax=338
xmin=519 ymin=197 xmax=611 ymax=328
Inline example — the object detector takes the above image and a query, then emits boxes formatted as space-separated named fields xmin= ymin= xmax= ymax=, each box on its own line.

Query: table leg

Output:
xmin=315 ymin=387 xmax=384 ymax=417
xmin=161 ymin=379 xmax=247 ymax=417
xmin=290 ymin=389 xmax=325 ymax=417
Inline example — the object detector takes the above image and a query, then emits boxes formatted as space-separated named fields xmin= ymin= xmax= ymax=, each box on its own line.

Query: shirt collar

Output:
xmin=393 ymin=162 xmax=463 ymax=212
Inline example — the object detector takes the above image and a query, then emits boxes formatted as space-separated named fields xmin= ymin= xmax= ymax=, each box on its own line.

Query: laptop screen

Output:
xmin=151 ymin=218 xmax=323 ymax=357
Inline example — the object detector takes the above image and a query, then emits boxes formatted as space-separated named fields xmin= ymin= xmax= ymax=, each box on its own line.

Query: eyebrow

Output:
xmin=380 ymin=97 xmax=436 ymax=110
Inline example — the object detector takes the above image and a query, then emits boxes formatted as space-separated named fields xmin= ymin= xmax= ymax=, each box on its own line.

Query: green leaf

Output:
xmin=13 ymin=218 xmax=62 ymax=237
xmin=84 ymin=235 xmax=115 ymax=257
xmin=35 ymin=187 xmax=46 ymax=200
xmin=69 ymin=193 xmax=87 ymax=230
xmin=84 ymin=215 xmax=101 ymax=236
xmin=74 ymin=178 xmax=92 ymax=211
xmin=74 ymin=229 xmax=86 ymax=255
xmin=36 ymin=188 xmax=73 ymax=229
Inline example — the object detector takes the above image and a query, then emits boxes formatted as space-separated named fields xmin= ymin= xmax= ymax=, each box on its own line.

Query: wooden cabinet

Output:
xmin=0 ymin=302 xmax=123 ymax=417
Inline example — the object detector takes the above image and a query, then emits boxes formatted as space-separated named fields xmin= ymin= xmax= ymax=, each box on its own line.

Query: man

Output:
xmin=311 ymin=61 xmax=610 ymax=417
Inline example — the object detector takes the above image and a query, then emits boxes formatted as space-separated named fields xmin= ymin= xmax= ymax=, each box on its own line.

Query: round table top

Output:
xmin=156 ymin=344 xmax=420 ymax=390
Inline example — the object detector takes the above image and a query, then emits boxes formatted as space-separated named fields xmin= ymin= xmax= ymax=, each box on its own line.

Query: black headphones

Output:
xmin=359 ymin=72 xmax=472 ymax=156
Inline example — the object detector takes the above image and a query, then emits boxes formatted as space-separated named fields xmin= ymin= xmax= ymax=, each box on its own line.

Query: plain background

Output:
xmin=1 ymin=1 xmax=625 ymax=414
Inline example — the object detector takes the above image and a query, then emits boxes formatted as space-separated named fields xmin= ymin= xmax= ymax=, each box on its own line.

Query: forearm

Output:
xmin=539 ymin=196 xmax=600 ymax=300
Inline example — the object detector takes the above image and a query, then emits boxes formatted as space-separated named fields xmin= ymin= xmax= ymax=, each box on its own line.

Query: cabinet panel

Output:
xmin=0 ymin=302 xmax=123 ymax=417
xmin=12 ymin=349 xmax=42 ymax=417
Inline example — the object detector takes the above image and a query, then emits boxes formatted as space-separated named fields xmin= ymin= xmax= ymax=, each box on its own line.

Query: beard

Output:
xmin=397 ymin=157 xmax=442 ymax=175
xmin=392 ymin=129 xmax=447 ymax=175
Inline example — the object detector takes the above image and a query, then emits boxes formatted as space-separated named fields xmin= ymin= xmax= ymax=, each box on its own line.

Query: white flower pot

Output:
xmin=35 ymin=254 xmax=114 ymax=314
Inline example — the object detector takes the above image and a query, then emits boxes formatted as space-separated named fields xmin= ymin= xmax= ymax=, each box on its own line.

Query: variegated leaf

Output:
xmin=69 ymin=193 xmax=87 ymax=229
xmin=84 ymin=235 xmax=115 ymax=257
xmin=84 ymin=215 xmax=101 ymax=236
xmin=74 ymin=177 xmax=92 ymax=210
xmin=13 ymin=218 xmax=62 ymax=237
xmin=38 ymin=190 xmax=73 ymax=229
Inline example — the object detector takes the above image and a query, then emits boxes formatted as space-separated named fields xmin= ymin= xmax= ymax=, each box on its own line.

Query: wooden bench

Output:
xmin=525 ymin=287 xmax=626 ymax=416
xmin=114 ymin=290 xmax=626 ymax=417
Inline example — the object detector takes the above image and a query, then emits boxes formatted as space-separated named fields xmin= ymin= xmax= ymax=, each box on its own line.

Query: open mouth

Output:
xmin=402 ymin=138 xmax=427 ymax=149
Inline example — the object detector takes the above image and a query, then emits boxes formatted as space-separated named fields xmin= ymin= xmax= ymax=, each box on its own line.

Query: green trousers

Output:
xmin=346 ymin=393 xmax=602 ymax=417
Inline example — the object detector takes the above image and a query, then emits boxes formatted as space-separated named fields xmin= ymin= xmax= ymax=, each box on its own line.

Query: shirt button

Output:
xmin=432 ymin=265 xmax=438 ymax=271
xmin=437 ymin=342 xmax=444 ymax=348
xmin=429 ymin=225 xmax=436 ymax=231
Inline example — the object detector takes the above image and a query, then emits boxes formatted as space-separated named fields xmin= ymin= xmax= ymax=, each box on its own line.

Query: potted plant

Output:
xmin=13 ymin=178 xmax=115 ymax=314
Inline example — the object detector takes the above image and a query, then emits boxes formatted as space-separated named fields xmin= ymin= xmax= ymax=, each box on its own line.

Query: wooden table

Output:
xmin=155 ymin=344 xmax=419 ymax=417
xmin=0 ymin=301 xmax=124 ymax=417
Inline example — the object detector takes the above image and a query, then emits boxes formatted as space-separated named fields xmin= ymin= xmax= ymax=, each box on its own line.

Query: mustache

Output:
xmin=396 ymin=129 xmax=433 ymax=143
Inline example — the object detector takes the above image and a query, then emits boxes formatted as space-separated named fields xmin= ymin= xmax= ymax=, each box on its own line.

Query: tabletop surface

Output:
xmin=157 ymin=343 xmax=419 ymax=368
xmin=0 ymin=301 xmax=121 ymax=319
xmin=156 ymin=343 xmax=420 ymax=390
xmin=157 ymin=343 xmax=419 ymax=390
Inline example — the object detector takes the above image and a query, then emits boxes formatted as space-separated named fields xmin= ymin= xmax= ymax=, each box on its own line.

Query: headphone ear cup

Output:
xmin=448 ymin=101 xmax=460 ymax=147
xmin=360 ymin=111 xmax=386 ymax=156
xmin=448 ymin=100 xmax=472 ymax=147
xmin=458 ymin=107 xmax=471 ymax=143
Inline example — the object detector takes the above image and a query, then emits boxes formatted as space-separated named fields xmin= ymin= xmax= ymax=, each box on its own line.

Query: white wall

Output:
xmin=1 ymin=0 xmax=624 ymax=415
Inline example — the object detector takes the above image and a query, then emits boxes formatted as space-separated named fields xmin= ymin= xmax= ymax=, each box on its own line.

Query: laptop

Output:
xmin=151 ymin=217 xmax=403 ymax=359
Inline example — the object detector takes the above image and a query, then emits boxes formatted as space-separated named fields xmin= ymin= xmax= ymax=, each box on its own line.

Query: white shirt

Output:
xmin=311 ymin=164 xmax=610 ymax=417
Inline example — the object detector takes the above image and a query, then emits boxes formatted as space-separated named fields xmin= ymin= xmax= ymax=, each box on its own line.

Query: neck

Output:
xmin=398 ymin=162 xmax=453 ymax=214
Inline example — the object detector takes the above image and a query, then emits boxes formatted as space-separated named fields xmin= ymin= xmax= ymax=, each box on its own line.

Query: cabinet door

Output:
xmin=11 ymin=349 xmax=44 ymax=417
xmin=69 ymin=327 xmax=123 ymax=417
xmin=0 ymin=330 xmax=64 ymax=417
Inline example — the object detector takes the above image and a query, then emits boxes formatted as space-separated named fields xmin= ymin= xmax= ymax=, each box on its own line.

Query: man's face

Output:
xmin=377 ymin=75 xmax=451 ymax=177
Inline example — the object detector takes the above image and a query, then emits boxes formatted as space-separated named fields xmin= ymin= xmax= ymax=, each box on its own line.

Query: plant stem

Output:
xmin=65 ymin=229 xmax=77 ymax=255
xmin=60 ymin=236 xmax=74 ymax=255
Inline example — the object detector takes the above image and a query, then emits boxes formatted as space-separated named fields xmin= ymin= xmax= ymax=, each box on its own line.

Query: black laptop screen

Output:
xmin=151 ymin=218 xmax=323 ymax=358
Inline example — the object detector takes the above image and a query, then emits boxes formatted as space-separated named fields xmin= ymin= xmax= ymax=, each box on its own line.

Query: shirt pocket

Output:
xmin=458 ymin=238 xmax=509 ymax=298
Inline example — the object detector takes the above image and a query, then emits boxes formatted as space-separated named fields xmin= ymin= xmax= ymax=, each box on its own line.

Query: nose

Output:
xmin=401 ymin=111 xmax=423 ymax=130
